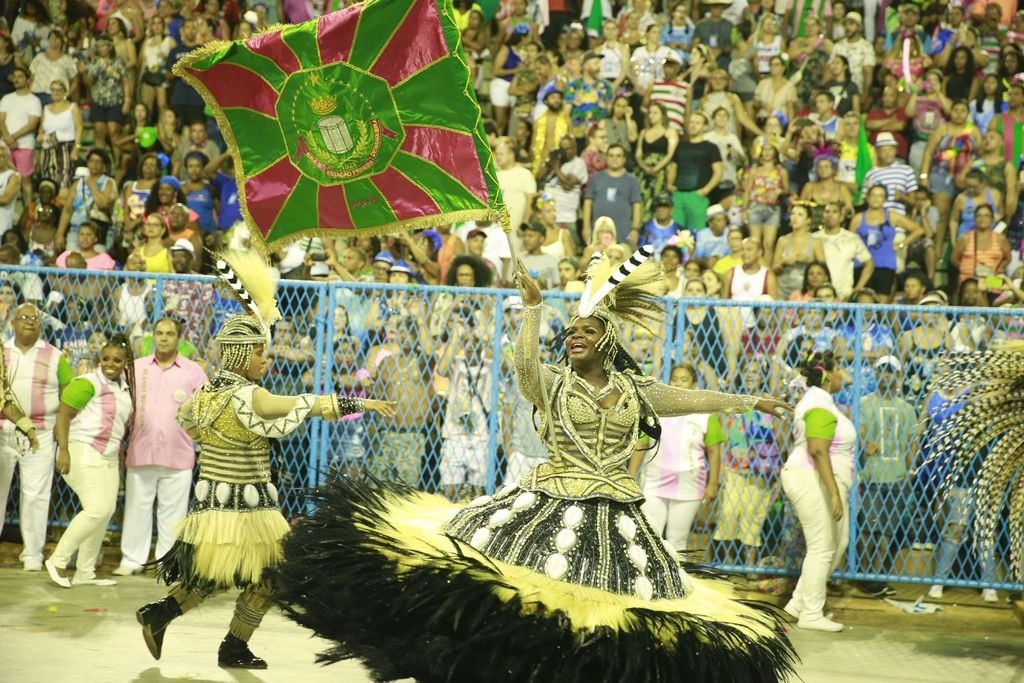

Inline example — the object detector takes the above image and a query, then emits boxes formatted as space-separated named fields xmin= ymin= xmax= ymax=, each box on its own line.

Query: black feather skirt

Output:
xmin=271 ymin=478 xmax=797 ymax=683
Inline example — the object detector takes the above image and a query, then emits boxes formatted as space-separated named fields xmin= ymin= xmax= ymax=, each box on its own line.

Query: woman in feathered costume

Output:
xmin=273 ymin=252 xmax=797 ymax=682
xmin=133 ymin=251 xmax=396 ymax=670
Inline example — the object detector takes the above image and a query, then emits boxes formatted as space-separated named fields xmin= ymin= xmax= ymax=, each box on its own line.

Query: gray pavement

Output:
xmin=2 ymin=560 xmax=1023 ymax=683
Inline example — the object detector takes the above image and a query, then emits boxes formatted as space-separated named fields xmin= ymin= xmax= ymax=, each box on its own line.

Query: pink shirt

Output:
xmin=55 ymin=250 xmax=117 ymax=271
xmin=126 ymin=354 xmax=207 ymax=469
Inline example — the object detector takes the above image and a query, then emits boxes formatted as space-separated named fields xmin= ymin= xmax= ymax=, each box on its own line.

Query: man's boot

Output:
xmin=218 ymin=633 xmax=268 ymax=669
xmin=136 ymin=597 xmax=182 ymax=660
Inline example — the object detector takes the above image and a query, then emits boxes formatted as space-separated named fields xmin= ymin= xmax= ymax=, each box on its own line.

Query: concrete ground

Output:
xmin=3 ymin=542 xmax=1023 ymax=683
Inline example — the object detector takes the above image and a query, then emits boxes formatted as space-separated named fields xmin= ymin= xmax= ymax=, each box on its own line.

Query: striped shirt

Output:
xmin=0 ymin=339 xmax=73 ymax=431
xmin=863 ymin=162 xmax=918 ymax=215
xmin=62 ymin=370 xmax=133 ymax=458
xmin=649 ymin=79 xmax=689 ymax=133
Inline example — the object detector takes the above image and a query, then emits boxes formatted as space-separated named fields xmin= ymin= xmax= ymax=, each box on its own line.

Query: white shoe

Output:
xmin=44 ymin=559 xmax=71 ymax=588
xmin=797 ymin=615 xmax=844 ymax=632
xmin=982 ymin=589 xmax=998 ymax=603
xmin=22 ymin=561 xmax=42 ymax=572
xmin=112 ymin=564 xmax=142 ymax=577
xmin=71 ymin=577 xmax=118 ymax=586
xmin=928 ymin=585 xmax=943 ymax=599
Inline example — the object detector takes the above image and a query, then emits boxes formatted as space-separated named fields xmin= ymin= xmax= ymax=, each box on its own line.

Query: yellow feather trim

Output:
xmin=218 ymin=249 xmax=281 ymax=328
xmin=366 ymin=490 xmax=779 ymax=643
xmin=173 ymin=508 xmax=290 ymax=586
xmin=582 ymin=257 xmax=666 ymax=337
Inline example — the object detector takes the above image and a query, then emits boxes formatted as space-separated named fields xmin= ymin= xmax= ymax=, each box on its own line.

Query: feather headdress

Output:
xmin=919 ymin=341 xmax=1024 ymax=580
xmin=214 ymin=249 xmax=281 ymax=338
xmin=577 ymin=246 xmax=666 ymax=337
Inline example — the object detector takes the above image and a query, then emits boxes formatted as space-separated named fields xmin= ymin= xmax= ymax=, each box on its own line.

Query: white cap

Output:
xmin=874 ymin=355 xmax=902 ymax=373
xmin=875 ymin=132 xmax=898 ymax=147
xmin=503 ymin=295 xmax=524 ymax=311
xmin=169 ymin=238 xmax=195 ymax=255
xmin=706 ymin=204 xmax=726 ymax=219
xmin=310 ymin=262 xmax=331 ymax=277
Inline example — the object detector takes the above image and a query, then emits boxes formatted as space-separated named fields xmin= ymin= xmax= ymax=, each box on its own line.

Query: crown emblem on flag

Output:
xmin=310 ymin=94 xmax=337 ymax=116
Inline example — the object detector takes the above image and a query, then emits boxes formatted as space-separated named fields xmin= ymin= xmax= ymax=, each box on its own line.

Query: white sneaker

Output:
xmin=112 ymin=564 xmax=142 ymax=576
xmin=22 ymin=561 xmax=42 ymax=572
xmin=44 ymin=559 xmax=71 ymax=589
xmin=71 ymin=577 xmax=118 ymax=586
xmin=982 ymin=589 xmax=999 ymax=603
xmin=928 ymin=585 xmax=943 ymax=599
xmin=797 ymin=615 xmax=845 ymax=632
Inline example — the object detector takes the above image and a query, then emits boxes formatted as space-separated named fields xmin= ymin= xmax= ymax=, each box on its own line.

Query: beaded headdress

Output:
xmin=214 ymin=250 xmax=281 ymax=370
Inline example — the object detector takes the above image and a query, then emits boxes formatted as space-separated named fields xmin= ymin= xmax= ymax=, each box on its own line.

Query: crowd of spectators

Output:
xmin=0 ymin=0 xmax=1020 ymax=588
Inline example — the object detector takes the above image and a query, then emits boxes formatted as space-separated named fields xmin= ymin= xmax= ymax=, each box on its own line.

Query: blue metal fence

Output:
xmin=1 ymin=265 xmax=1022 ymax=592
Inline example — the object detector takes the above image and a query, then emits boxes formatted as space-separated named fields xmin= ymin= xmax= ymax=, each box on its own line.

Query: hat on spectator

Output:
xmin=875 ymin=132 xmax=898 ymax=147
xmin=467 ymin=228 xmax=487 ymax=240
xmin=372 ymin=250 xmax=395 ymax=266
xmin=919 ymin=290 xmax=949 ymax=306
xmin=390 ymin=260 xmax=415 ymax=275
xmin=844 ymin=11 xmax=863 ymax=24
xmin=900 ymin=1 xmax=920 ymax=14
xmin=170 ymin=238 xmax=195 ymax=254
xmin=664 ymin=51 xmax=683 ymax=65
xmin=159 ymin=175 xmax=181 ymax=192
xmin=543 ymin=87 xmax=564 ymax=101
xmin=310 ymin=262 xmax=331 ymax=277
xmin=582 ymin=50 xmax=601 ymax=63
xmin=874 ymin=355 xmax=903 ymax=373
xmin=503 ymin=295 xmax=524 ymax=311
xmin=706 ymin=204 xmax=727 ymax=219
xmin=243 ymin=10 xmax=259 ymax=25
xmin=418 ymin=229 xmax=442 ymax=252
xmin=523 ymin=221 xmax=547 ymax=237
xmin=654 ymin=192 xmax=674 ymax=208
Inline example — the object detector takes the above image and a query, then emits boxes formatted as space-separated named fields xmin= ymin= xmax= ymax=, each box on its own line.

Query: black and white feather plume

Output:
xmin=214 ymin=250 xmax=281 ymax=335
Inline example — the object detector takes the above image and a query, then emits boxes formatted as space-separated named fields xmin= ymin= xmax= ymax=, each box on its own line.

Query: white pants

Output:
xmin=782 ymin=467 xmax=851 ymax=620
xmin=0 ymin=430 xmax=56 ymax=566
xmin=120 ymin=465 xmax=192 ymax=568
xmin=50 ymin=443 xmax=119 ymax=580
xmin=641 ymin=496 xmax=702 ymax=554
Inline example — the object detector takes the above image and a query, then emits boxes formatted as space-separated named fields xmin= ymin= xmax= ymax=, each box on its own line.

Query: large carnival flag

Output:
xmin=173 ymin=0 xmax=508 ymax=248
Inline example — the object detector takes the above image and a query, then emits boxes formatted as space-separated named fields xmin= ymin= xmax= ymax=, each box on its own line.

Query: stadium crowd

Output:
xmin=0 ymin=0 xmax=1021 ymax=599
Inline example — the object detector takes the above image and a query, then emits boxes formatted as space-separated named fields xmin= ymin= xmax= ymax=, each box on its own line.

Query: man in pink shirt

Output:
xmin=115 ymin=317 xmax=207 ymax=575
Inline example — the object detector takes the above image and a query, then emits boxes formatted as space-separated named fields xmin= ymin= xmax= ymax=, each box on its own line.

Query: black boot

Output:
xmin=218 ymin=633 xmax=268 ymax=669
xmin=136 ymin=597 xmax=182 ymax=660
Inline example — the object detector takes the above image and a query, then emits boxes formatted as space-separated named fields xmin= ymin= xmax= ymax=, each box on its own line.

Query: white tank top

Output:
xmin=42 ymin=105 xmax=77 ymax=142
xmin=728 ymin=264 xmax=768 ymax=301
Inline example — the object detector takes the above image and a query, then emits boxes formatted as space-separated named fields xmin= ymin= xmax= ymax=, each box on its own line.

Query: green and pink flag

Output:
xmin=173 ymin=0 xmax=508 ymax=249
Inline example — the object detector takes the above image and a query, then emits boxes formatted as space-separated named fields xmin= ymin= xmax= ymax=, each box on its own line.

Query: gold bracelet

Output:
xmin=15 ymin=416 xmax=34 ymax=434
xmin=318 ymin=395 xmax=340 ymax=421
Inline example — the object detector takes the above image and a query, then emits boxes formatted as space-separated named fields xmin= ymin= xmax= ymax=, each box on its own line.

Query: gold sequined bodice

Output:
xmin=192 ymin=382 xmax=272 ymax=485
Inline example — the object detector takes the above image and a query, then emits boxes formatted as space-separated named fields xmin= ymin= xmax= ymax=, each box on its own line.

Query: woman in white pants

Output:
xmin=781 ymin=350 xmax=855 ymax=632
xmin=641 ymin=362 xmax=723 ymax=557
xmin=45 ymin=335 xmax=135 ymax=588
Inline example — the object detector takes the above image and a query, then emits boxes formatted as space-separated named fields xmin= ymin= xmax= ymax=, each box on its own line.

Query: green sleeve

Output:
xmin=804 ymin=408 xmax=838 ymax=441
xmin=704 ymin=414 xmax=726 ymax=447
xmin=139 ymin=336 xmax=154 ymax=357
xmin=56 ymin=355 xmax=74 ymax=385
xmin=61 ymin=377 xmax=96 ymax=410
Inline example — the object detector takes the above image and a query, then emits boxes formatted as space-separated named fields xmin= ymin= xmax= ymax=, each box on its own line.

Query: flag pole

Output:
xmin=506 ymin=230 xmax=563 ymax=462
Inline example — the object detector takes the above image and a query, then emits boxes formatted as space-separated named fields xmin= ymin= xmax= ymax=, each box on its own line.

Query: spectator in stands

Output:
xmin=490 ymin=26 xmax=527 ymax=136
xmin=173 ymin=121 xmax=221 ymax=180
xmin=372 ymin=315 xmax=434 ymax=488
xmin=116 ymin=253 xmax=152 ymax=347
xmin=531 ymin=193 xmax=576 ymax=259
xmin=789 ymin=262 xmax=833 ymax=303
xmin=897 ymin=290 xmax=950 ymax=403
xmin=520 ymin=222 xmax=560 ymax=290
xmin=693 ymin=203 xmax=731 ymax=269
xmin=181 ymin=152 xmax=215 ymax=233
xmin=992 ymin=82 xmax=1024 ymax=165
xmin=668 ymin=112 xmax=722 ymax=232
xmin=165 ymin=18 xmax=205 ymax=126
xmin=693 ymin=0 xmax=735 ymax=69
xmin=28 ymin=29 xmax=75 ymax=106
xmin=704 ymin=106 xmax=746 ymax=207
xmin=56 ymin=148 xmax=117 ymax=252
xmin=143 ymin=175 xmax=188 ymax=227
xmin=866 ymin=87 xmax=911 ymax=160
xmin=600 ymin=95 xmax=638 ymax=166
xmin=801 ymin=155 xmax=853 ymax=224
xmin=55 ymin=221 xmax=116 ymax=270
xmin=713 ymin=229 xmax=744 ymax=276
xmin=742 ymin=141 xmax=788 ymax=263
xmin=815 ymin=201 xmax=874 ymax=300
xmin=726 ymin=237 xmax=778 ymax=314
xmin=163 ymin=241 xmax=215 ymax=350
xmin=530 ymin=89 xmax=570 ymax=176
xmin=645 ymin=50 xmax=688 ymax=134
xmin=832 ymin=11 xmax=875 ymax=96
xmin=494 ymin=137 xmax=536 ymax=241
xmin=80 ymin=36 xmax=131 ymax=157
xmin=204 ymin=151 xmax=241 ymax=232
xmin=581 ymin=215 xmax=617 ymax=264
xmin=851 ymin=184 xmax=925 ymax=302
xmin=139 ymin=14 xmax=175 ymax=119
xmin=699 ymin=69 xmax=763 ymax=138
xmin=167 ymin=204 xmax=202 ymax=271
xmin=325 ymin=334 xmax=371 ymax=478
xmin=635 ymin=103 xmax=679 ymax=212
xmin=752 ymin=55 xmax=796 ymax=127
xmin=36 ymin=78 xmax=81 ymax=190
xmin=0 ymin=144 xmax=20 ymax=240
xmin=948 ymin=169 xmax=1004 ymax=245
xmin=630 ymin=23 xmax=676 ymax=97
xmin=773 ymin=203 xmax=826 ymax=302
xmin=966 ymin=128 xmax=1019 ymax=225
xmin=679 ymin=277 xmax=728 ymax=383
xmin=132 ymin=214 xmax=172 ymax=273
xmin=638 ymin=191 xmax=685 ymax=254
xmin=863 ymin=132 xmax=918 ymax=217
xmin=0 ymin=303 xmax=71 ymax=572
xmin=641 ymin=361 xmax=723 ymax=558
xmin=951 ymin=204 xmax=1011 ymax=286
xmin=583 ymin=143 xmax=642 ymax=245
xmin=0 ymin=66 xmax=41 ymax=212
xmin=949 ymin=278 xmax=993 ymax=350
xmin=782 ymin=350 xmax=853 ymax=632
xmin=919 ymin=99 xmax=982 ymax=257
xmin=46 ymin=334 xmax=135 ymax=588
xmin=539 ymin=134 xmax=587 ymax=235
xmin=855 ymin=354 xmax=917 ymax=597
xmin=566 ymin=51 xmax=614 ymax=142
xmin=116 ymin=317 xmax=206 ymax=576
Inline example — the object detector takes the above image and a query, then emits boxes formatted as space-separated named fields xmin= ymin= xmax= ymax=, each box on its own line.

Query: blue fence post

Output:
xmin=484 ymin=290 xmax=507 ymax=495
xmin=846 ymin=303 xmax=865 ymax=581
xmin=661 ymin=297 xmax=677 ymax=383
xmin=309 ymin=280 xmax=337 ymax=495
